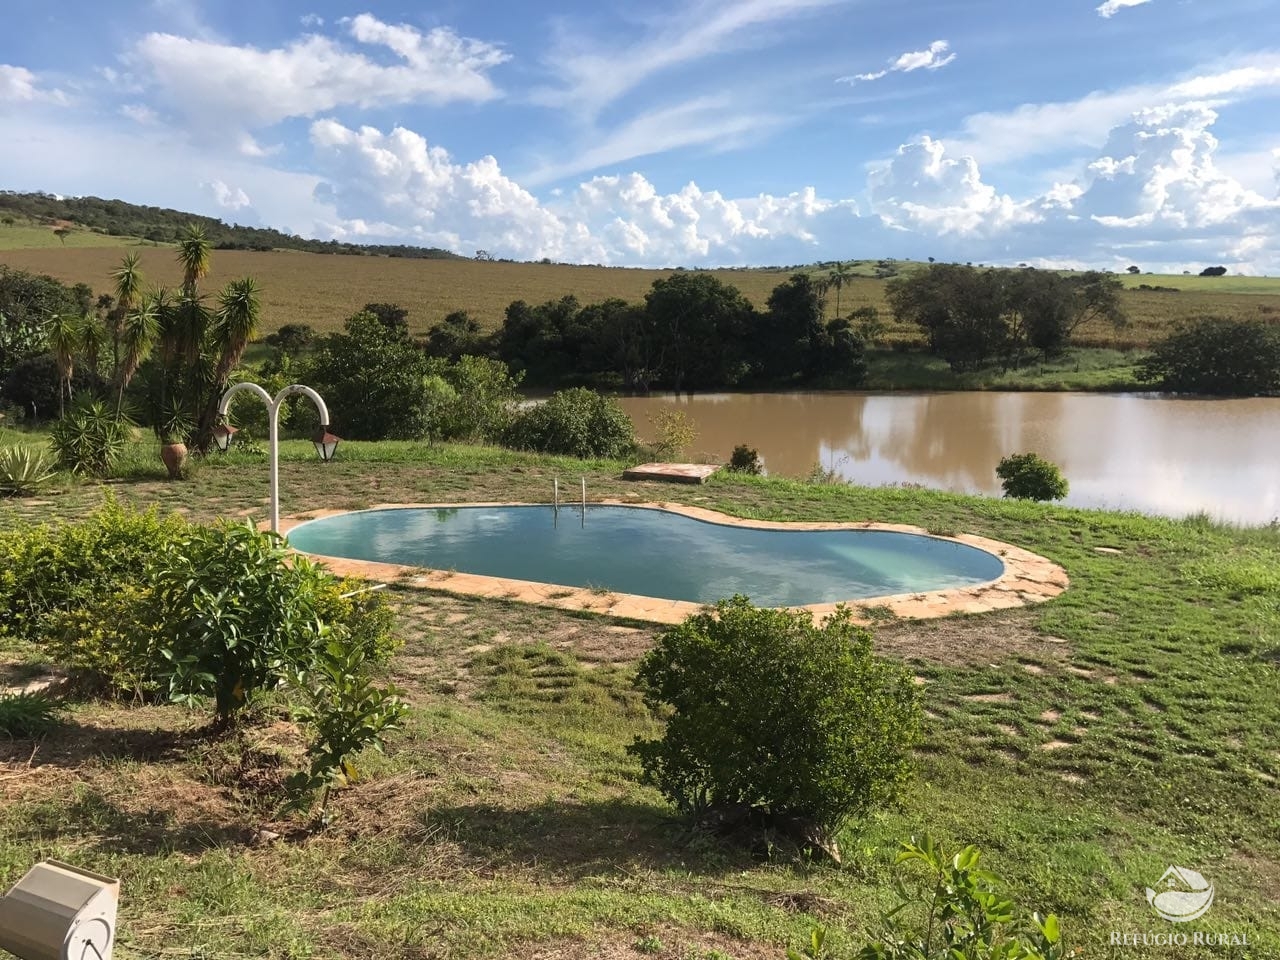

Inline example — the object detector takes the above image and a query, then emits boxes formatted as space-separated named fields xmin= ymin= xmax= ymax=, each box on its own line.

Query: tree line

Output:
xmin=885 ymin=263 xmax=1128 ymax=370
xmin=415 ymin=271 xmax=869 ymax=391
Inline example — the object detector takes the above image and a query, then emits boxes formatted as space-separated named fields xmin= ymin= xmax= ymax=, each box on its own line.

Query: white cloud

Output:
xmin=300 ymin=13 xmax=324 ymax=28
xmin=537 ymin=0 xmax=844 ymax=117
xmin=1097 ymin=0 xmax=1153 ymax=18
xmin=0 ymin=64 xmax=66 ymax=104
xmin=944 ymin=53 xmax=1280 ymax=167
xmin=131 ymin=14 xmax=508 ymax=131
xmin=838 ymin=40 xmax=956 ymax=84
xmin=204 ymin=179 xmax=252 ymax=210
xmin=523 ymin=96 xmax=784 ymax=186
xmin=120 ymin=103 xmax=159 ymax=124
xmin=308 ymin=119 xmax=860 ymax=265
xmin=867 ymin=136 xmax=1037 ymax=234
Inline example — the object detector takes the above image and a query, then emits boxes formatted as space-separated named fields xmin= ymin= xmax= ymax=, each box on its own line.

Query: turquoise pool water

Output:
xmin=287 ymin=505 xmax=1005 ymax=606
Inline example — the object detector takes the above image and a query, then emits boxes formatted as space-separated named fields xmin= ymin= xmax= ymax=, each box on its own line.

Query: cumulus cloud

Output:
xmin=120 ymin=103 xmax=158 ymax=124
xmin=204 ymin=179 xmax=252 ymax=211
xmin=308 ymin=119 xmax=859 ymax=265
xmin=0 ymin=64 xmax=66 ymax=104
xmin=1097 ymin=0 xmax=1153 ymax=18
xmin=300 ymin=13 xmax=324 ymax=28
xmin=838 ymin=40 xmax=956 ymax=84
xmin=944 ymin=53 xmax=1280 ymax=166
xmin=867 ymin=136 xmax=1036 ymax=234
xmin=131 ymin=14 xmax=508 ymax=130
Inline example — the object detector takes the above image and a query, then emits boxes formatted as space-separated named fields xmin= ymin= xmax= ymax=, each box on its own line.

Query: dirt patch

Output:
xmin=963 ymin=693 xmax=1013 ymax=704
xmin=512 ymin=927 xmax=794 ymax=960
xmin=1038 ymin=709 xmax=1061 ymax=723
xmin=1040 ymin=740 xmax=1071 ymax=751
xmin=875 ymin=609 xmax=1070 ymax=666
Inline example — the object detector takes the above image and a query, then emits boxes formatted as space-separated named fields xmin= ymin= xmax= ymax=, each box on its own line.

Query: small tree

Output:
xmin=727 ymin=444 xmax=763 ymax=475
xmin=630 ymin=597 xmax=921 ymax=859
xmin=996 ymin=453 xmax=1068 ymax=501
xmin=1127 ymin=265 xmax=1141 ymax=275
xmin=647 ymin=408 xmax=697 ymax=460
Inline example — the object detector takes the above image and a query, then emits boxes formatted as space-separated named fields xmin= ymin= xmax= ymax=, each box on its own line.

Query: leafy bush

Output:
xmin=152 ymin=522 xmax=339 ymax=725
xmin=42 ymin=582 xmax=164 ymax=697
xmin=0 ymin=444 xmax=56 ymax=496
xmin=0 ymin=496 xmax=188 ymax=647
xmin=315 ymin=579 xmax=402 ymax=665
xmin=288 ymin=638 xmax=407 ymax=814
xmin=1137 ymin=317 xmax=1280 ymax=396
xmin=629 ymin=597 xmax=921 ymax=857
xmin=996 ymin=453 xmax=1068 ymax=501
xmin=855 ymin=836 xmax=1066 ymax=960
xmin=503 ymin=387 xmax=636 ymax=459
xmin=0 ymin=691 xmax=62 ymax=738
xmin=647 ymin=408 xmax=697 ymax=460
xmin=263 ymin=323 xmax=315 ymax=355
xmin=49 ymin=393 xmax=133 ymax=477
xmin=727 ymin=444 xmax=762 ymax=475
xmin=432 ymin=354 xmax=522 ymax=442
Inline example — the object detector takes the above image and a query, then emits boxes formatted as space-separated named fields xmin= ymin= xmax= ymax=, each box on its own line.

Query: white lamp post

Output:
xmin=215 ymin=382 xmax=340 ymax=534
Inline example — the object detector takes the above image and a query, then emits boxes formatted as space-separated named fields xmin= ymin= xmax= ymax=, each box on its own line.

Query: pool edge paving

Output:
xmin=276 ymin=501 xmax=1069 ymax=626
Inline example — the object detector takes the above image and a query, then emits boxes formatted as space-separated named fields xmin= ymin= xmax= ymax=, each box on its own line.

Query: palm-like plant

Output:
xmin=177 ymin=224 xmax=211 ymax=297
xmin=109 ymin=252 xmax=145 ymax=379
xmin=46 ymin=312 xmax=81 ymax=418
xmin=213 ymin=277 xmax=260 ymax=384
xmin=827 ymin=261 xmax=853 ymax=321
xmin=116 ymin=297 xmax=158 ymax=414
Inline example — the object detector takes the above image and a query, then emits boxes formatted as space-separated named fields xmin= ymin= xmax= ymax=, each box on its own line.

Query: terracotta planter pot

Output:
xmin=160 ymin=442 xmax=187 ymax=480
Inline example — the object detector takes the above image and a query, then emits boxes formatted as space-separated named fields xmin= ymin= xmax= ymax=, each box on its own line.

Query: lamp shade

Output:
xmin=312 ymin=425 xmax=340 ymax=462
xmin=211 ymin=423 xmax=238 ymax=453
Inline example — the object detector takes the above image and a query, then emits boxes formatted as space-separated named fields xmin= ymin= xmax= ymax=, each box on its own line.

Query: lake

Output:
xmin=616 ymin=392 xmax=1280 ymax=525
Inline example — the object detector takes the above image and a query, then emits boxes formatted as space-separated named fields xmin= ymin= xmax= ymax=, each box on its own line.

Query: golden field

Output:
xmin=3 ymin=238 xmax=1279 ymax=347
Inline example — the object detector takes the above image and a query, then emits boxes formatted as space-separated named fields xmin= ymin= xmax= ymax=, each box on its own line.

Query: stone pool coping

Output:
xmin=276 ymin=501 xmax=1069 ymax=626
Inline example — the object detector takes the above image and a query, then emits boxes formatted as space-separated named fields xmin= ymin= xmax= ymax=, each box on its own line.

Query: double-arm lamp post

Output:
xmin=213 ymin=383 xmax=340 ymax=534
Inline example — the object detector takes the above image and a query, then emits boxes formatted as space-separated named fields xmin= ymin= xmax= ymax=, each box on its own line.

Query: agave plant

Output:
xmin=0 ymin=444 xmax=57 ymax=496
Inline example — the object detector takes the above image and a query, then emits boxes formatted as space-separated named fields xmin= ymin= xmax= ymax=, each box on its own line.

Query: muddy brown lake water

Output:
xmin=616 ymin=392 xmax=1280 ymax=525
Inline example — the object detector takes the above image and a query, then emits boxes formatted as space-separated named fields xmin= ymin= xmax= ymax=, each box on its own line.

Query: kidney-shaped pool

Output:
xmin=286 ymin=504 xmax=1007 ymax=607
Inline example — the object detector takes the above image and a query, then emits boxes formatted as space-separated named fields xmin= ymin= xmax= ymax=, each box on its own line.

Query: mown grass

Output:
xmin=3 ymin=240 xmax=1278 ymax=350
xmin=1 ymin=440 xmax=1277 ymax=959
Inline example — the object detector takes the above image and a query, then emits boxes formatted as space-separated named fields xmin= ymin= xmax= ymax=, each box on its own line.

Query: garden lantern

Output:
xmin=312 ymin=425 xmax=341 ymax=462
xmin=211 ymin=421 xmax=238 ymax=454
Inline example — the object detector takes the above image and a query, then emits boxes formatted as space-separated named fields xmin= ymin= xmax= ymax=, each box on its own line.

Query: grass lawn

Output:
xmin=1 ymin=440 xmax=1277 ymax=959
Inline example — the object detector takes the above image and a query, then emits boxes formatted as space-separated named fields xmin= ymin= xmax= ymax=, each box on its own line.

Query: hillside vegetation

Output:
xmin=0 ymin=190 xmax=463 ymax=259
xmin=1 ymin=216 xmax=1278 ymax=348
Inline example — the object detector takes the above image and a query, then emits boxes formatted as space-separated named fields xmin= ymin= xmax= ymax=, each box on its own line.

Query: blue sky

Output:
xmin=1 ymin=0 xmax=1278 ymax=270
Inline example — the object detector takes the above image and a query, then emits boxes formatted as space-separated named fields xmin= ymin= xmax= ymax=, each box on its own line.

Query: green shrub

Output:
xmin=503 ymin=387 xmax=636 ymax=459
xmin=0 ymin=496 xmax=189 ymax=645
xmin=854 ymin=835 xmax=1066 ymax=960
xmin=288 ymin=638 xmax=407 ymax=815
xmin=434 ymin=354 xmax=522 ymax=443
xmin=1138 ymin=316 xmax=1280 ymax=396
xmin=49 ymin=393 xmax=132 ymax=478
xmin=153 ymin=522 xmax=337 ymax=726
xmin=0 ymin=691 xmax=62 ymax=738
xmin=629 ymin=597 xmax=921 ymax=856
xmin=995 ymin=453 xmax=1068 ymax=501
xmin=727 ymin=444 xmax=763 ymax=475
xmin=0 ymin=444 xmax=56 ymax=496
xmin=646 ymin=408 xmax=697 ymax=460
xmin=42 ymin=582 xmax=164 ymax=697
xmin=316 ymin=579 xmax=402 ymax=665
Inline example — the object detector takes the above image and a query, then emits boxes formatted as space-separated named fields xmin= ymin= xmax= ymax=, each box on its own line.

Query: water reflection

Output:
xmin=617 ymin=392 xmax=1280 ymax=524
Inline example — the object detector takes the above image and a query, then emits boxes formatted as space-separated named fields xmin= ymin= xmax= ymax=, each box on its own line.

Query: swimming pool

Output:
xmin=286 ymin=504 xmax=1007 ymax=607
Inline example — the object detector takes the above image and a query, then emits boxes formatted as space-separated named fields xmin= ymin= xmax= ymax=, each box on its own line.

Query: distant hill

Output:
xmin=0 ymin=190 xmax=466 ymax=260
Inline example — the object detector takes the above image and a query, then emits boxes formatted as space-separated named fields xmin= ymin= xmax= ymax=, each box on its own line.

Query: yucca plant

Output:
xmin=0 ymin=444 xmax=57 ymax=496
xmin=49 ymin=393 xmax=133 ymax=478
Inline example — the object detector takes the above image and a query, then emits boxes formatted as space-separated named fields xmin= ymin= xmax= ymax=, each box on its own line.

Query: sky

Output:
xmin=1 ymin=0 xmax=1279 ymax=272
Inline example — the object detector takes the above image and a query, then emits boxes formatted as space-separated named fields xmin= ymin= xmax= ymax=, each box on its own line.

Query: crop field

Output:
xmin=3 ymin=230 xmax=1279 ymax=348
